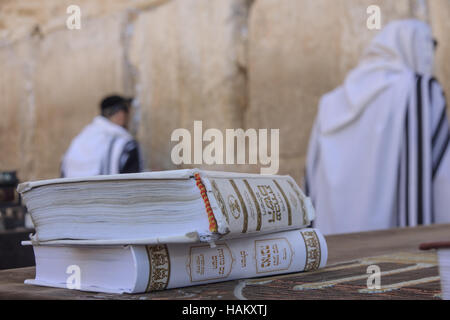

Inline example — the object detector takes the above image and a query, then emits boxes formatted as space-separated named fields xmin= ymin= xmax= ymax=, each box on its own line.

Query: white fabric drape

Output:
xmin=305 ymin=20 xmax=450 ymax=235
xmin=61 ymin=116 xmax=134 ymax=178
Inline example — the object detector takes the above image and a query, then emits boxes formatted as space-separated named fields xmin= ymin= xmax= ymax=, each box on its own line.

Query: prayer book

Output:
xmin=18 ymin=169 xmax=314 ymax=245
xmin=24 ymin=228 xmax=327 ymax=294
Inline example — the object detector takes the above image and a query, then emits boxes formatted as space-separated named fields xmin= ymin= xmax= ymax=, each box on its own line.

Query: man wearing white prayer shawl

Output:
xmin=305 ymin=20 xmax=450 ymax=235
xmin=61 ymin=95 xmax=143 ymax=178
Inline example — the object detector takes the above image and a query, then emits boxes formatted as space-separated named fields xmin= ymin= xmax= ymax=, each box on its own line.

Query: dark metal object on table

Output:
xmin=0 ymin=171 xmax=34 ymax=270
xmin=0 ymin=229 xmax=35 ymax=270
xmin=0 ymin=171 xmax=27 ymax=230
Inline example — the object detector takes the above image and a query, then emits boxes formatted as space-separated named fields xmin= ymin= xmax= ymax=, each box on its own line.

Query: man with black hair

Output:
xmin=61 ymin=95 xmax=143 ymax=177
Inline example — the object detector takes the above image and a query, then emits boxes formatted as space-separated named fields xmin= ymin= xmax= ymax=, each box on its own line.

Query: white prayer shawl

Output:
xmin=306 ymin=20 xmax=450 ymax=235
xmin=61 ymin=116 xmax=134 ymax=178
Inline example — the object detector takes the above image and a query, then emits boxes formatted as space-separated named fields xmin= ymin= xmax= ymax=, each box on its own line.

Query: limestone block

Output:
xmin=29 ymin=12 xmax=130 ymax=180
xmin=429 ymin=0 xmax=450 ymax=114
xmin=0 ymin=0 xmax=167 ymax=42
xmin=129 ymin=0 xmax=251 ymax=171
xmin=0 ymin=40 xmax=35 ymax=181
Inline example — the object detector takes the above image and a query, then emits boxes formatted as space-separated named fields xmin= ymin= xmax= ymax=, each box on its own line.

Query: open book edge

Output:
xmin=18 ymin=169 xmax=291 ymax=193
xmin=19 ymin=169 xmax=312 ymax=245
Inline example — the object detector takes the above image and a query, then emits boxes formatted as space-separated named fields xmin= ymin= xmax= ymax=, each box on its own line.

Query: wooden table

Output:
xmin=1 ymin=224 xmax=449 ymax=300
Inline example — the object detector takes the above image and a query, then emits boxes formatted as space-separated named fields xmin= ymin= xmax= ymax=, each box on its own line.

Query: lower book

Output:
xmin=24 ymin=228 xmax=327 ymax=294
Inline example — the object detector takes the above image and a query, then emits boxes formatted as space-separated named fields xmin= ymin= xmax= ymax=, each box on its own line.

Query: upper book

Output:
xmin=18 ymin=169 xmax=315 ymax=245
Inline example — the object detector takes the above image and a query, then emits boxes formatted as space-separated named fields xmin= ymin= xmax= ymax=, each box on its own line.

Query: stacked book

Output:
xmin=18 ymin=169 xmax=328 ymax=294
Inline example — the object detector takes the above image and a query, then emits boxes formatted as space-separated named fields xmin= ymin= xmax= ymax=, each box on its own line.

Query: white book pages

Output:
xmin=21 ymin=178 xmax=212 ymax=243
xmin=26 ymin=245 xmax=140 ymax=294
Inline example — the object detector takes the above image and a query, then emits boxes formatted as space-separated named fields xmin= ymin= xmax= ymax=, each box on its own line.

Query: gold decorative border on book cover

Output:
xmin=145 ymin=244 xmax=171 ymax=292
xmin=273 ymin=180 xmax=292 ymax=226
xmin=229 ymin=179 xmax=249 ymax=233
xmin=243 ymin=179 xmax=262 ymax=231
xmin=301 ymin=230 xmax=321 ymax=271
xmin=287 ymin=179 xmax=308 ymax=225
xmin=211 ymin=179 xmax=229 ymax=224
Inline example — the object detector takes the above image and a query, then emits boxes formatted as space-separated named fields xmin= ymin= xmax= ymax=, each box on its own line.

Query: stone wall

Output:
xmin=0 ymin=0 xmax=449 ymax=184
xmin=246 ymin=0 xmax=426 ymax=182
xmin=429 ymin=0 xmax=450 ymax=109
xmin=128 ymin=0 xmax=251 ymax=172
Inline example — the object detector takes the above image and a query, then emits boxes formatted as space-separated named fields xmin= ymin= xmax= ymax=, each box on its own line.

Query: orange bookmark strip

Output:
xmin=194 ymin=173 xmax=218 ymax=233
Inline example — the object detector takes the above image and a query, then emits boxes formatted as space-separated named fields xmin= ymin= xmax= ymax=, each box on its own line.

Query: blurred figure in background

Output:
xmin=305 ymin=20 xmax=450 ymax=235
xmin=61 ymin=95 xmax=143 ymax=178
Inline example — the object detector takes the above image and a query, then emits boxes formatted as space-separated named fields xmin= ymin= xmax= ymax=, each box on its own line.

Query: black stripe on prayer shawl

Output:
xmin=428 ymin=77 xmax=438 ymax=224
xmin=304 ymin=167 xmax=310 ymax=197
xmin=433 ymin=133 xmax=450 ymax=178
xmin=430 ymin=80 xmax=449 ymax=178
xmin=433 ymin=107 xmax=447 ymax=147
xmin=106 ymin=136 xmax=118 ymax=175
xmin=416 ymin=75 xmax=424 ymax=225
xmin=396 ymin=143 xmax=402 ymax=227
xmin=405 ymin=107 xmax=410 ymax=227
xmin=431 ymin=77 xmax=447 ymax=149
xmin=99 ymin=158 xmax=105 ymax=175
xmin=428 ymin=77 xmax=437 ymax=105
xmin=429 ymin=76 xmax=441 ymax=148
